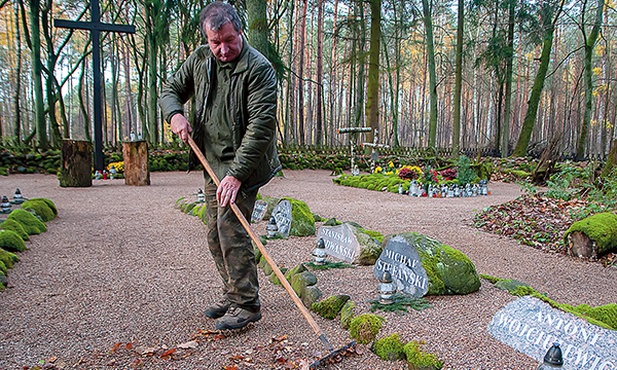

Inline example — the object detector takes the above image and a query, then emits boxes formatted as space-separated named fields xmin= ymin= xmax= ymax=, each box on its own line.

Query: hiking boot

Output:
xmin=215 ymin=304 xmax=262 ymax=330
xmin=204 ymin=299 xmax=231 ymax=319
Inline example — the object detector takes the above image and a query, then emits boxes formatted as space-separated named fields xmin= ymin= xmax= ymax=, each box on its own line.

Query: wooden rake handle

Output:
xmin=186 ymin=137 xmax=333 ymax=351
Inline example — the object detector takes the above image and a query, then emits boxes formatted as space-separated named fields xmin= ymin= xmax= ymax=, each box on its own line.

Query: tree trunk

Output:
xmin=296 ymin=0 xmax=308 ymax=145
xmin=601 ymin=139 xmax=617 ymax=176
xmin=512 ymin=2 xmax=564 ymax=157
xmin=365 ymin=0 xmax=381 ymax=144
xmin=576 ymin=0 xmax=605 ymax=160
xmin=502 ymin=0 xmax=516 ymax=158
xmin=123 ymin=140 xmax=150 ymax=186
xmin=315 ymin=0 xmax=324 ymax=146
xmin=59 ymin=139 xmax=92 ymax=187
xmin=452 ymin=0 xmax=464 ymax=154
xmin=422 ymin=0 xmax=438 ymax=148
xmin=13 ymin=0 xmax=22 ymax=142
xmin=29 ymin=0 xmax=47 ymax=148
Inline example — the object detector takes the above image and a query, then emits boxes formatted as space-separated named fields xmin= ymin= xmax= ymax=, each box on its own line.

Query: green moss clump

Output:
xmin=0 ymin=230 xmax=26 ymax=252
xmin=564 ymin=212 xmax=617 ymax=255
xmin=349 ymin=313 xmax=385 ymax=344
xmin=28 ymin=198 xmax=58 ymax=216
xmin=285 ymin=263 xmax=308 ymax=282
xmin=311 ymin=294 xmax=350 ymax=320
xmin=574 ymin=303 xmax=617 ymax=329
xmin=373 ymin=333 xmax=405 ymax=361
xmin=494 ymin=279 xmax=530 ymax=294
xmin=404 ymin=341 xmax=443 ymax=370
xmin=0 ymin=219 xmax=29 ymax=241
xmin=21 ymin=199 xmax=55 ymax=222
xmin=0 ymin=260 xmax=6 ymax=274
xmin=340 ymin=300 xmax=356 ymax=330
xmin=281 ymin=197 xmax=316 ymax=237
xmin=0 ymin=249 xmax=19 ymax=270
xmin=7 ymin=209 xmax=46 ymax=235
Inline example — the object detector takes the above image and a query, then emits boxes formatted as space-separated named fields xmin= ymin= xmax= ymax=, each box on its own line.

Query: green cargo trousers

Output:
xmin=205 ymin=183 xmax=260 ymax=311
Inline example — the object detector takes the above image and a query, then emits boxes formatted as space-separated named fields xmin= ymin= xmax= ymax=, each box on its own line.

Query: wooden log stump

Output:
xmin=123 ymin=140 xmax=150 ymax=186
xmin=567 ymin=231 xmax=597 ymax=259
xmin=59 ymin=139 xmax=92 ymax=187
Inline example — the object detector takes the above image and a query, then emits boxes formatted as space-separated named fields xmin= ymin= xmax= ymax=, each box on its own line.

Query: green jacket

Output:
xmin=160 ymin=41 xmax=281 ymax=193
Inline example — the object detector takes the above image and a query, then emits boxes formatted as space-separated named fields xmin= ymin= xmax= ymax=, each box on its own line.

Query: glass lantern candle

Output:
xmin=537 ymin=342 xmax=563 ymax=369
xmin=1 ymin=196 xmax=11 ymax=213
xmin=266 ymin=216 xmax=279 ymax=239
xmin=312 ymin=238 xmax=328 ymax=265
xmin=377 ymin=271 xmax=396 ymax=305
xmin=197 ymin=188 xmax=205 ymax=203
xmin=13 ymin=188 xmax=24 ymax=204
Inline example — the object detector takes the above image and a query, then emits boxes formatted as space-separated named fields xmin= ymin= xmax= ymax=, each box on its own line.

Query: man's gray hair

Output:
xmin=199 ymin=2 xmax=242 ymax=40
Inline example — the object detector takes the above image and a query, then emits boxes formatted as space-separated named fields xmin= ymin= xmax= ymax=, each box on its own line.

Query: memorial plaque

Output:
xmin=488 ymin=296 xmax=617 ymax=369
xmin=373 ymin=236 xmax=428 ymax=298
xmin=272 ymin=200 xmax=292 ymax=237
xmin=251 ymin=200 xmax=268 ymax=223
xmin=316 ymin=223 xmax=361 ymax=263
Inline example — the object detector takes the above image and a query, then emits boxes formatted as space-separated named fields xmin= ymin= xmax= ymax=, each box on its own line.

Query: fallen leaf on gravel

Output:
xmin=270 ymin=335 xmax=288 ymax=343
xmin=47 ymin=356 xmax=57 ymax=363
xmin=160 ymin=348 xmax=176 ymax=359
xmin=125 ymin=342 xmax=133 ymax=350
xmin=177 ymin=340 xmax=198 ymax=349
xmin=110 ymin=342 xmax=122 ymax=353
xmin=223 ymin=366 xmax=239 ymax=370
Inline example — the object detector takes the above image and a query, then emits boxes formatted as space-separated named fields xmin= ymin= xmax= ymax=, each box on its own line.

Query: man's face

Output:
xmin=205 ymin=22 xmax=243 ymax=62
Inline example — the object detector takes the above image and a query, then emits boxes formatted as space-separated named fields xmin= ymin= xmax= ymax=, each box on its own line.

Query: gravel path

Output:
xmin=0 ymin=170 xmax=615 ymax=370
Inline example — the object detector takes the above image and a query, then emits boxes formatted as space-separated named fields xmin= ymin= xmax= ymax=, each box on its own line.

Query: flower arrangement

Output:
xmin=439 ymin=167 xmax=457 ymax=181
xmin=397 ymin=165 xmax=423 ymax=180
xmin=107 ymin=161 xmax=124 ymax=173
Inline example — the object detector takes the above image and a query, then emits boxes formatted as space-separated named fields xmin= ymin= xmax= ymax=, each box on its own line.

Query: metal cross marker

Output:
xmin=54 ymin=1 xmax=135 ymax=171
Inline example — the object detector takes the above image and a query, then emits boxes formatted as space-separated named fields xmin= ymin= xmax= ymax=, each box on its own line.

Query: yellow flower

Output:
xmin=374 ymin=166 xmax=383 ymax=173
xmin=388 ymin=161 xmax=395 ymax=168
xmin=107 ymin=161 xmax=124 ymax=172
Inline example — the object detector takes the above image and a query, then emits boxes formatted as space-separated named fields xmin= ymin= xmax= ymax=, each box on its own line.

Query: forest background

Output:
xmin=0 ymin=0 xmax=616 ymax=161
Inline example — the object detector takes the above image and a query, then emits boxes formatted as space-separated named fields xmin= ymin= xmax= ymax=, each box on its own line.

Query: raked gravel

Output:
xmin=0 ymin=170 xmax=615 ymax=370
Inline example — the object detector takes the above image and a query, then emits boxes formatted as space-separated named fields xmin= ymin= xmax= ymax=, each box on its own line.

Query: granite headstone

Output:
xmin=272 ymin=200 xmax=292 ymax=238
xmin=251 ymin=200 xmax=268 ymax=223
xmin=316 ymin=223 xmax=361 ymax=263
xmin=373 ymin=235 xmax=429 ymax=298
xmin=488 ymin=296 xmax=617 ymax=369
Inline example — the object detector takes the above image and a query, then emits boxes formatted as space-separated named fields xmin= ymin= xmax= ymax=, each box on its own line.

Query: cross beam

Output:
xmin=55 ymin=1 xmax=135 ymax=171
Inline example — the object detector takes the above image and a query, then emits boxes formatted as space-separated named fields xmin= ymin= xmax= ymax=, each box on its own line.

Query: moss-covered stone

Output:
xmin=404 ymin=341 xmax=443 ymax=370
xmin=311 ymin=294 xmax=350 ymax=319
xmin=281 ymin=197 xmax=316 ymax=237
xmin=268 ymin=267 xmax=287 ymax=285
xmin=323 ymin=218 xmax=342 ymax=226
xmin=28 ymin=198 xmax=58 ymax=216
xmin=258 ymin=255 xmax=268 ymax=269
xmin=0 ymin=230 xmax=26 ymax=252
xmin=372 ymin=333 xmax=406 ymax=361
xmin=349 ymin=313 xmax=384 ymax=344
xmin=7 ymin=209 xmax=46 ymax=235
xmin=285 ymin=263 xmax=307 ymax=282
xmin=21 ymin=199 xmax=55 ymax=222
xmin=0 ymin=219 xmax=29 ymax=241
xmin=574 ymin=303 xmax=617 ymax=329
xmin=350 ymin=224 xmax=383 ymax=265
xmin=291 ymin=273 xmax=308 ymax=297
xmin=263 ymin=262 xmax=274 ymax=276
xmin=494 ymin=279 xmax=530 ymax=294
xmin=383 ymin=232 xmax=480 ymax=296
xmin=0 ymin=248 xmax=19 ymax=270
xmin=0 ymin=260 xmax=7 ymax=274
xmin=340 ymin=300 xmax=356 ymax=330
xmin=564 ymin=212 xmax=617 ymax=255
xmin=301 ymin=285 xmax=322 ymax=307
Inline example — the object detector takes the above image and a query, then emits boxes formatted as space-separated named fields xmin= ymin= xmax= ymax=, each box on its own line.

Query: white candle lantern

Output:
xmin=377 ymin=271 xmax=396 ymax=304
xmin=312 ymin=238 xmax=328 ymax=265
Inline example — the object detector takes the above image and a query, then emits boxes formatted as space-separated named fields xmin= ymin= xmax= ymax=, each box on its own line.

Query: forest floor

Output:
xmin=0 ymin=170 xmax=615 ymax=370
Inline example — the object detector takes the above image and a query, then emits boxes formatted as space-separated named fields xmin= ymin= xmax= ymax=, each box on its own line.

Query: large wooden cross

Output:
xmin=55 ymin=1 xmax=135 ymax=171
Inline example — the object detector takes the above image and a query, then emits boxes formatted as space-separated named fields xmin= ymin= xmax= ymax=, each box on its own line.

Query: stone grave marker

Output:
xmin=272 ymin=200 xmax=292 ymax=237
xmin=488 ymin=295 xmax=617 ymax=369
xmin=373 ymin=235 xmax=429 ymax=298
xmin=251 ymin=200 xmax=268 ymax=223
xmin=316 ymin=223 xmax=361 ymax=263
